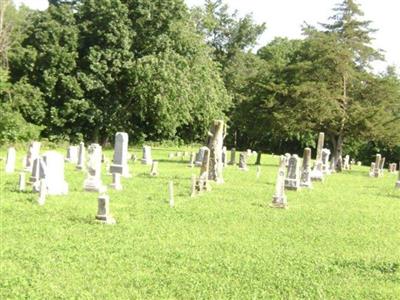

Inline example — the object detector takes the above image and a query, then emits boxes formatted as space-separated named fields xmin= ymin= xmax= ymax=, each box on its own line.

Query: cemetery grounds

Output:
xmin=0 ymin=146 xmax=399 ymax=299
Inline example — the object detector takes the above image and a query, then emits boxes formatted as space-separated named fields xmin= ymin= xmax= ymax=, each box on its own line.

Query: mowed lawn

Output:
xmin=0 ymin=146 xmax=399 ymax=299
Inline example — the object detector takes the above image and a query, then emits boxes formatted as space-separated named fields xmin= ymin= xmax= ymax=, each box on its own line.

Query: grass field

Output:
xmin=1 ymin=146 xmax=399 ymax=299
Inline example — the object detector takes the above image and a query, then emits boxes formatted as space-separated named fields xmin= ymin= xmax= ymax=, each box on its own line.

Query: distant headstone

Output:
xmin=246 ymin=149 xmax=252 ymax=156
xmin=238 ymin=153 xmax=248 ymax=171
xmin=19 ymin=172 xmax=26 ymax=191
xmin=150 ymin=161 xmax=159 ymax=176
xmin=84 ymin=144 xmax=105 ymax=192
xmin=110 ymin=173 xmax=122 ymax=190
xmin=110 ymin=132 xmax=131 ymax=177
xmin=41 ymin=151 xmax=68 ymax=195
xmin=357 ymin=161 xmax=362 ymax=166
xmin=285 ymin=155 xmax=301 ymax=190
xmin=379 ymin=157 xmax=386 ymax=176
xmin=140 ymin=145 xmax=153 ymax=166
xmin=321 ymin=148 xmax=331 ymax=174
xmin=195 ymin=147 xmax=211 ymax=193
xmin=76 ymin=142 xmax=86 ymax=170
xmin=228 ymin=148 xmax=236 ymax=166
xmin=343 ymin=155 xmax=350 ymax=170
xmin=194 ymin=146 xmax=208 ymax=167
xmin=25 ymin=141 xmax=41 ymax=172
xmin=373 ymin=154 xmax=382 ymax=177
xmin=5 ymin=147 xmax=16 ymax=173
xmin=311 ymin=132 xmax=325 ymax=181
xmin=206 ymin=120 xmax=226 ymax=184
xmin=188 ymin=152 xmax=195 ymax=168
xmin=168 ymin=153 xmax=174 ymax=159
xmin=66 ymin=146 xmax=79 ymax=164
xmin=271 ymin=156 xmax=288 ymax=209
xmin=95 ymin=194 xmax=116 ymax=224
xmin=369 ymin=162 xmax=376 ymax=177
xmin=300 ymin=148 xmax=312 ymax=188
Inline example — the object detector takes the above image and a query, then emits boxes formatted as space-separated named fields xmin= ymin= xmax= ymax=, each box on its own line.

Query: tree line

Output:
xmin=1 ymin=0 xmax=399 ymax=164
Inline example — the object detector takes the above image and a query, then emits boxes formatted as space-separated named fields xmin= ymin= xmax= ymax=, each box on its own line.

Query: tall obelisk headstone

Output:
xmin=300 ymin=148 xmax=312 ymax=188
xmin=271 ymin=156 xmax=288 ymax=209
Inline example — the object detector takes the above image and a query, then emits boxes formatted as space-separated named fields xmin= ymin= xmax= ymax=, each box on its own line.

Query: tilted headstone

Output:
xmin=300 ymin=148 xmax=312 ymax=188
xmin=76 ymin=142 xmax=86 ymax=170
xmin=110 ymin=173 xmax=122 ymax=190
xmin=95 ymin=194 xmax=116 ymax=224
xmin=238 ymin=153 xmax=248 ymax=171
xmin=206 ymin=120 xmax=226 ymax=184
xmin=19 ymin=172 xmax=26 ymax=191
xmin=41 ymin=151 xmax=68 ymax=195
xmin=66 ymin=146 xmax=79 ymax=164
xmin=84 ymin=144 xmax=105 ymax=192
xmin=5 ymin=147 xmax=16 ymax=173
xmin=373 ymin=154 xmax=382 ymax=177
xmin=311 ymin=132 xmax=325 ymax=181
xmin=285 ymin=155 xmax=301 ymax=190
xmin=150 ymin=161 xmax=159 ymax=176
xmin=228 ymin=148 xmax=236 ymax=165
xmin=379 ymin=157 xmax=386 ymax=176
xmin=25 ymin=141 xmax=41 ymax=172
xmin=110 ymin=132 xmax=131 ymax=177
xmin=194 ymin=146 xmax=208 ymax=167
xmin=271 ymin=156 xmax=288 ymax=209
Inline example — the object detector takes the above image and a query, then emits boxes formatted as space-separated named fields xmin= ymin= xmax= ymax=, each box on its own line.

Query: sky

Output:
xmin=15 ymin=0 xmax=400 ymax=73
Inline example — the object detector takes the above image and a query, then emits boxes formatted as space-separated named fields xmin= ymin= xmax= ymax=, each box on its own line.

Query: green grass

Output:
xmin=1 ymin=147 xmax=399 ymax=299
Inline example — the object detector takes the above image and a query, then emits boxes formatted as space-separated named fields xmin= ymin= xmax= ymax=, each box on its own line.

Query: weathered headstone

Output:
xmin=194 ymin=146 xmax=208 ymax=167
xmin=37 ymin=178 xmax=46 ymax=206
xmin=19 ymin=172 xmax=26 ymax=191
xmin=25 ymin=141 xmax=41 ymax=172
xmin=373 ymin=154 xmax=382 ymax=177
xmin=271 ymin=156 xmax=288 ymax=209
xmin=311 ymin=132 xmax=325 ymax=181
xmin=285 ymin=155 xmax=301 ymax=190
xmin=110 ymin=173 xmax=122 ymax=190
xmin=95 ymin=194 xmax=116 ymax=224
xmin=110 ymin=132 xmax=131 ymax=177
xmin=195 ymin=147 xmax=211 ymax=193
xmin=238 ymin=153 xmax=248 ymax=171
xmin=284 ymin=153 xmax=291 ymax=167
xmin=150 ymin=161 xmax=159 ymax=176
xmin=206 ymin=120 xmax=226 ymax=184
xmin=30 ymin=157 xmax=46 ymax=191
xmin=76 ymin=142 xmax=86 ymax=170
xmin=66 ymin=146 xmax=79 ymax=164
xmin=357 ymin=161 xmax=362 ymax=166
xmin=228 ymin=148 xmax=236 ymax=165
xmin=379 ymin=157 xmax=386 ymax=176
xmin=41 ymin=151 xmax=68 ymax=195
xmin=84 ymin=144 xmax=105 ymax=192
xmin=321 ymin=148 xmax=331 ymax=175
xmin=246 ymin=149 xmax=252 ymax=156
xmin=300 ymin=148 xmax=312 ymax=188
xmin=369 ymin=162 xmax=375 ymax=177
xmin=140 ymin=145 xmax=153 ymax=166
xmin=5 ymin=147 xmax=16 ymax=173
xmin=188 ymin=152 xmax=195 ymax=168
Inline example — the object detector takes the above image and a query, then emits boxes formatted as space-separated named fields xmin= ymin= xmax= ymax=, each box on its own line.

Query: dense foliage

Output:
xmin=1 ymin=0 xmax=399 ymax=162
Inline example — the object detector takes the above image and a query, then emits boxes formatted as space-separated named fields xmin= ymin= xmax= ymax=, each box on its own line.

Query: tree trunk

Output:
xmin=332 ymin=134 xmax=344 ymax=172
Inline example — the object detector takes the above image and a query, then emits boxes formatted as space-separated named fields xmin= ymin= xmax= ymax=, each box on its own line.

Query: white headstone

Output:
xmin=284 ymin=154 xmax=301 ymax=190
xmin=66 ymin=146 xmax=79 ymax=164
xmin=141 ymin=145 xmax=153 ymax=165
xmin=19 ymin=172 xmax=26 ymax=191
xmin=194 ymin=146 xmax=208 ymax=167
xmin=110 ymin=132 xmax=131 ymax=176
xmin=271 ymin=156 xmax=288 ymax=208
xmin=42 ymin=151 xmax=68 ymax=195
xmin=110 ymin=173 xmax=122 ymax=190
xmin=25 ymin=141 xmax=41 ymax=172
xmin=96 ymin=194 xmax=116 ymax=224
xmin=76 ymin=142 xmax=86 ymax=170
xmin=30 ymin=157 xmax=46 ymax=191
xmin=84 ymin=144 xmax=105 ymax=192
xmin=5 ymin=147 xmax=16 ymax=173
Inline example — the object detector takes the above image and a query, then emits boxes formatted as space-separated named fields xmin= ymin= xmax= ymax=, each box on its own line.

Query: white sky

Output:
xmin=15 ymin=0 xmax=400 ymax=73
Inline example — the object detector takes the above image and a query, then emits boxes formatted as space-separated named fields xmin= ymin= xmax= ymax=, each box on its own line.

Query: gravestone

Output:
xmin=84 ymin=144 xmax=105 ymax=192
xmin=285 ymin=155 xmax=301 ymax=190
xmin=41 ymin=151 xmax=68 ymax=195
xmin=141 ymin=145 xmax=153 ymax=165
xmin=369 ymin=162 xmax=375 ymax=177
xmin=66 ymin=146 xmax=79 ymax=164
xmin=5 ymin=147 xmax=16 ymax=173
xmin=321 ymin=148 xmax=331 ymax=174
xmin=284 ymin=153 xmax=291 ymax=167
xmin=379 ymin=157 xmax=385 ymax=176
xmin=373 ymin=154 xmax=382 ymax=177
xmin=343 ymin=155 xmax=350 ymax=170
xmin=238 ymin=153 xmax=248 ymax=171
xmin=19 ymin=172 xmax=26 ymax=191
xmin=168 ymin=153 xmax=174 ymax=159
xmin=311 ymin=132 xmax=325 ymax=181
xmin=76 ymin=142 xmax=86 ymax=170
xmin=30 ymin=157 xmax=46 ymax=191
xmin=110 ymin=132 xmax=131 ymax=177
xmin=195 ymin=147 xmax=211 ymax=193
xmin=228 ymin=148 xmax=236 ymax=165
xmin=150 ymin=161 xmax=159 ymax=176
xmin=256 ymin=165 xmax=261 ymax=179
xmin=195 ymin=146 xmax=208 ymax=167
xmin=110 ymin=173 xmax=122 ymax=190
xmin=188 ymin=152 xmax=195 ymax=168
xmin=206 ymin=120 xmax=226 ymax=184
xmin=300 ymin=148 xmax=312 ymax=188
xmin=37 ymin=178 xmax=46 ymax=206
xmin=95 ymin=194 xmax=116 ymax=224
xmin=357 ymin=161 xmax=362 ymax=166
xmin=271 ymin=156 xmax=288 ymax=209
xmin=246 ymin=149 xmax=252 ymax=156
xmin=25 ymin=141 xmax=41 ymax=172
xmin=396 ymin=166 xmax=400 ymax=188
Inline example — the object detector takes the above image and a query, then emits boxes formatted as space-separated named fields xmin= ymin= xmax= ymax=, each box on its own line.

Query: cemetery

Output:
xmin=1 ymin=0 xmax=399 ymax=298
